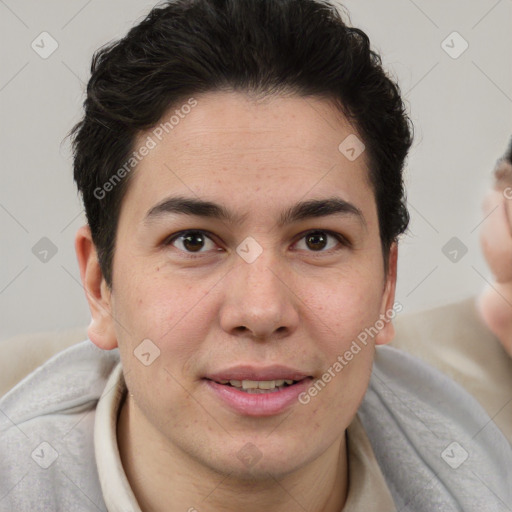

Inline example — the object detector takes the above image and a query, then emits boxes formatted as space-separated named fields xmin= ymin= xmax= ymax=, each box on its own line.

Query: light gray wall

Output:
xmin=1 ymin=0 xmax=511 ymax=341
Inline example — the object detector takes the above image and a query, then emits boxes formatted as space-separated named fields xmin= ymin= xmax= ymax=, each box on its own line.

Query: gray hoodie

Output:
xmin=0 ymin=340 xmax=510 ymax=511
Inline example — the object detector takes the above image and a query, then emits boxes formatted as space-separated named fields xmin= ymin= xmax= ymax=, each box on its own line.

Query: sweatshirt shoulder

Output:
xmin=0 ymin=340 xmax=120 ymax=428
xmin=0 ymin=341 xmax=118 ymax=511
xmin=359 ymin=344 xmax=512 ymax=510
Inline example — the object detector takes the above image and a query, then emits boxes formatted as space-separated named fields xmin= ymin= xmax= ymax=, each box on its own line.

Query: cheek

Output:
xmin=304 ymin=264 xmax=385 ymax=341
xmin=111 ymin=269 xmax=215 ymax=403
xmin=298 ymin=267 xmax=384 ymax=396
xmin=114 ymin=265 xmax=215 ymax=341
xmin=113 ymin=273 xmax=209 ymax=430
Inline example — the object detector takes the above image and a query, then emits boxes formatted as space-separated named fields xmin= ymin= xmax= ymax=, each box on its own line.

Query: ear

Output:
xmin=374 ymin=242 xmax=398 ymax=346
xmin=75 ymin=225 xmax=118 ymax=350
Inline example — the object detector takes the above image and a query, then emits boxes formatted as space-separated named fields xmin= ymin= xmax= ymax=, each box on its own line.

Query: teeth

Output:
xmin=242 ymin=380 xmax=261 ymax=389
xmin=224 ymin=379 xmax=296 ymax=391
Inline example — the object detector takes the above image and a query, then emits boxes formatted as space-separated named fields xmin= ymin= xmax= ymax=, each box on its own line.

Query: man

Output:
xmin=391 ymin=140 xmax=512 ymax=443
xmin=479 ymin=139 xmax=512 ymax=355
xmin=0 ymin=1 xmax=510 ymax=511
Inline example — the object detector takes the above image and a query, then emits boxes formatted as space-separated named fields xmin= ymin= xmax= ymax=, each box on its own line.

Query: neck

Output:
xmin=117 ymin=395 xmax=348 ymax=512
xmin=478 ymin=282 xmax=512 ymax=356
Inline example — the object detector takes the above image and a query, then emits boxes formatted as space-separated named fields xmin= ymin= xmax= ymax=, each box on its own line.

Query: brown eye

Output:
xmin=181 ymin=231 xmax=206 ymax=252
xmin=305 ymin=231 xmax=328 ymax=251
xmin=294 ymin=230 xmax=348 ymax=253
xmin=166 ymin=230 xmax=218 ymax=254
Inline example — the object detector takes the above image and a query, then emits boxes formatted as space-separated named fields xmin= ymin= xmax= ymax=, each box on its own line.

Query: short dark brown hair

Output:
xmin=70 ymin=0 xmax=413 ymax=287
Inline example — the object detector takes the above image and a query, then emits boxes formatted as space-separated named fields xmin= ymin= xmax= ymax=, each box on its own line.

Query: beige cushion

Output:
xmin=0 ymin=327 xmax=87 ymax=397
xmin=390 ymin=297 xmax=512 ymax=443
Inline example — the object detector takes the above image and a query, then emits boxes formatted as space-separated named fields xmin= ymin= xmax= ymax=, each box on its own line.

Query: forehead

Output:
xmin=120 ymin=91 xmax=375 ymax=224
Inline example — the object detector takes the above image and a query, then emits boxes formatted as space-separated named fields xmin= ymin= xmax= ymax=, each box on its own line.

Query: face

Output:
xmin=480 ymin=160 xmax=512 ymax=283
xmin=86 ymin=92 xmax=396 ymax=479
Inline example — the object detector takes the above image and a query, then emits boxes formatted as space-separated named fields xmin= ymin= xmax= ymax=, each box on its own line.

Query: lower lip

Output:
xmin=204 ymin=378 xmax=313 ymax=417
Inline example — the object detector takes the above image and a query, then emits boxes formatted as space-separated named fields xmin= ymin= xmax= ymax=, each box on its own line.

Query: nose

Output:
xmin=218 ymin=251 xmax=300 ymax=342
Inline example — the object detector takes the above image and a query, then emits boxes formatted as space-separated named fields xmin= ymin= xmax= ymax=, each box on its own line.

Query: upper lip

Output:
xmin=205 ymin=365 xmax=311 ymax=382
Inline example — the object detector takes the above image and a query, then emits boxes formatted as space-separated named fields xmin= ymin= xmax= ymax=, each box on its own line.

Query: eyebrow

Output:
xmin=145 ymin=195 xmax=366 ymax=228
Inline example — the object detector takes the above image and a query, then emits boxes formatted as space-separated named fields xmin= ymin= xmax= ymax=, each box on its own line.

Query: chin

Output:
xmin=207 ymin=436 xmax=320 ymax=481
xmin=223 ymin=453 xmax=311 ymax=482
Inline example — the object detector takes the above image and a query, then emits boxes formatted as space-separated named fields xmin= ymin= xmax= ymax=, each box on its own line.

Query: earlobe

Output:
xmin=75 ymin=225 xmax=118 ymax=350
xmin=375 ymin=243 xmax=398 ymax=346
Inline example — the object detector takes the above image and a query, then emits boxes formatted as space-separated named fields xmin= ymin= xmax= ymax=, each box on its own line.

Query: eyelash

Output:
xmin=163 ymin=229 xmax=351 ymax=259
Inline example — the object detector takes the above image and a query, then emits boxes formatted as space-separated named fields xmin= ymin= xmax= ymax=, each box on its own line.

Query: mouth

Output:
xmin=203 ymin=371 xmax=314 ymax=416
xmin=205 ymin=378 xmax=307 ymax=394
